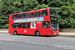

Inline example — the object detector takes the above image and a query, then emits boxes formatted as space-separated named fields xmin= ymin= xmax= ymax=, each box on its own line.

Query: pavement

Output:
xmin=59 ymin=32 xmax=75 ymax=37
xmin=0 ymin=31 xmax=75 ymax=37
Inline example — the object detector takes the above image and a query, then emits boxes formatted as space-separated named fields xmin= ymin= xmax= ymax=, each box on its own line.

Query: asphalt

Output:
xmin=0 ymin=31 xmax=75 ymax=37
xmin=0 ymin=34 xmax=75 ymax=50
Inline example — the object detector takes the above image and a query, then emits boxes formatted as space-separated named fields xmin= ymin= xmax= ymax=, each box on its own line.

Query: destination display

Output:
xmin=51 ymin=17 xmax=57 ymax=21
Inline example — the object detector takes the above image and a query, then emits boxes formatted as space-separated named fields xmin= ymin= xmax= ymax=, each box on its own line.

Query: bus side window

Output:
xmin=43 ymin=21 xmax=50 ymax=28
xmin=15 ymin=14 xmax=19 ymax=19
xmin=42 ymin=10 xmax=47 ymax=16
xmin=23 ymin=13 xmax=27 ymax=18
xmin=28 ymin=13 xmax=34 ymax=18
xmin=12 ymin=24 xmax=13 ymax=28
xmin=22 ymin=23 xmax=27 ymax=28
xmin=14 ymin=23 xmax=18 ymax=28
xmin=20 ymin=14 xmax=22 ymax=18
xmin=12 ymin=15 xmax=14 ymax=19
xmin=27 ymin=23 xmax=30 ymax=28
xmin=35 ymin=12 xmax=40 ymax=17
xmin=19 ymin=23 xmax=21 ymax=28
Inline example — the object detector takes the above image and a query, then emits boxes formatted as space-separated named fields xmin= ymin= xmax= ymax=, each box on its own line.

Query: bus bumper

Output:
xmin=49 ymin=30 xmax=59 ymax=35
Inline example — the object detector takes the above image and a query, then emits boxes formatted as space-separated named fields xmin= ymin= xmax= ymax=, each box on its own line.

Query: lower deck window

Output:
xmin=12 ymin=24 xmax=13 ymax=28
xmin=22 ymin=23 xmax=27 ymax=28
xmin=43 ymin=21 xmax=50 ymax=28
xmin=14 ymin=24 xmax=18 ymax=28
xmin=27 ymin=23 xmax=30 ymax=28
xmin=12 ymin=23 xmax=30 ymax=28
xmin=19 ymin=23 xmax=21 ymax=28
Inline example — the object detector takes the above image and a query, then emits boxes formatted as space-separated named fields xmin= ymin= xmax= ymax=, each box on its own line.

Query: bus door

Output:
xmin=42 ymin=21 xmax=50 ymax=35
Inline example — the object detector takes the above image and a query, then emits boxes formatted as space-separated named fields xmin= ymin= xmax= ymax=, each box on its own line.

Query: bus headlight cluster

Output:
xmin=50 ymin=30 xmax=53 ymax=34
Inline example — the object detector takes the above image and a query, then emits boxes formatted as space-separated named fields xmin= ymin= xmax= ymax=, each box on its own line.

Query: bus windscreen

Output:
xmin=49 ymin=9 xmax=57 ymax=17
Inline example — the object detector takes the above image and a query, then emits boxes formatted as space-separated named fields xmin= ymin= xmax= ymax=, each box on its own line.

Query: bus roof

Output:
xmin=10 ymin=8 xmax=55 ymax=15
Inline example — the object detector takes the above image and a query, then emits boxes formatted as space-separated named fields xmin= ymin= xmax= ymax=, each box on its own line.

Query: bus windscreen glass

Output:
xmin=50 ymin=9 xmax=59 ymax=30
xmin=51 ymin=21 xmax=59 ymax=30
xmin=49 ymin=9 xmax=57 ymax=17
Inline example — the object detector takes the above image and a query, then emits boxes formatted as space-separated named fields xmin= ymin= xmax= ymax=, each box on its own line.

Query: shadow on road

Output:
xmin=10 ymin=34 xmax=58 ymax=37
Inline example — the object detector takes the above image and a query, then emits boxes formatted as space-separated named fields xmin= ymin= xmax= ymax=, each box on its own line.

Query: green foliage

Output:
xmin=42 ymin=0 xmax=75 ymax=7
xmin=4 ymin=24 xmax=8 ymax=28
xmin=57 ymin=6 xmax=75 ymax=28
xmin=0 ymin=0 xmax=38 ymax=28
xmin=0 ymin=0 xmax=75 ymax=28
xmin=33 ymin=4 xmax=49 ymax=10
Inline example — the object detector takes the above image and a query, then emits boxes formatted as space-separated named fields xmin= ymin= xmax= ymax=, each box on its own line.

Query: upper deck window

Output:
xmin=20 ymin=14 xmax=22 ymax=18
xmin=12 ymin=15 xmax=14 ymax=19
xmin=42 ymin=10 xmax=47 ymax=16
xmin=15 ymin=14 xmax=19 ymax=19
xmin=49 ymin=9 xmax=57 ymax=17
xmin=23 ymin=13 xmax=27 ymax=18
xmin=28 ymin=13 xmax=34 ymax=18
xmin=35 ymin=12 xmax=40 ymax=17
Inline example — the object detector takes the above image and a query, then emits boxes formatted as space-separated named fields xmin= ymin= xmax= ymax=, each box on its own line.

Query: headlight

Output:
xmin=50 ymin=30 xmax=53 ymax=34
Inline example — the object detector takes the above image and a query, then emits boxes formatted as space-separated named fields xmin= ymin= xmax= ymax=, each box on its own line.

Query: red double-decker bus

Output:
xmin=8 ymin=8 xmax=59 ymax=36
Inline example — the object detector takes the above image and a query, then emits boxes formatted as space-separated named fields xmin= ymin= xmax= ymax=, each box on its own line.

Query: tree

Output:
xmin=0 ymin=0 xmax=38 ymax=28
xmin=57 ymin=6 xmax=75 ymax=28
xmin=33 ymin=4 xmax=49 ymax=10
xmin=0 ymin=0 xmax=75 ymax=28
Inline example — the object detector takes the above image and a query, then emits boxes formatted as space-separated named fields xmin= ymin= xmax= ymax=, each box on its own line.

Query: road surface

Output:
xmin=0 ymin=33 xmax=75 ymax=50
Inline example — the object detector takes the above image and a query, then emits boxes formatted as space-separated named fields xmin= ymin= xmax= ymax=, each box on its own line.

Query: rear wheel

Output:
xmin=35 ymin=31 xmax=40 ymax=36
xmin=14 ymin=31 xmax=17 ymax=35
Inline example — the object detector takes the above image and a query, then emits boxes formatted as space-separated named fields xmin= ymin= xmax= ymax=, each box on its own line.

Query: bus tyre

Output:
xmin=14 ymin=31 xmax=17 ymax=35
xmin=35 ymin=31 xmax=40 ymax=36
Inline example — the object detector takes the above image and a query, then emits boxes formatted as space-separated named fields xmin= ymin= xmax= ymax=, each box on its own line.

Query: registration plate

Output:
xmin=54 ymin=33 xmax=56 ymax=35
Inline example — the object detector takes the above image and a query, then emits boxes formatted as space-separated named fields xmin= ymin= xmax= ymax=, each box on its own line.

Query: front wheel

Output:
xmin=35 ymin=31 xmax=40 ymax=36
